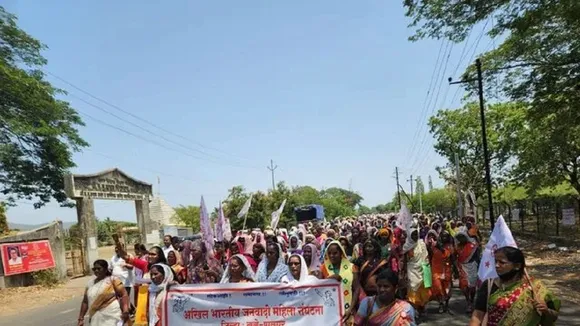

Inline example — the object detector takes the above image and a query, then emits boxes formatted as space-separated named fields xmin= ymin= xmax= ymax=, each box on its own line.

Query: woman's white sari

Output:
xmin=86 ymin=277 xmax=122 ymax=326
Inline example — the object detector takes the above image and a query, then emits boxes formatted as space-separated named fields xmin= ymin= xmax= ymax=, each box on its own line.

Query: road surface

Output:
xmin=1 ymin=288 xmax=578 ymax=325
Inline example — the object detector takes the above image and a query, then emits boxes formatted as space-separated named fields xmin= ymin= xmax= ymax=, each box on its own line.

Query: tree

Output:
xmin=0 ymin=7 xmax=88 ymax=208
xmin=404 ymin=0 xmax=580 ymax=195
xmin=428 ymin=102 xmax=525 ymax=198
xmin=173 ymin=205 xmax=201 ymax=231
xmin=0 ymin=202 xmax=8 ymax=234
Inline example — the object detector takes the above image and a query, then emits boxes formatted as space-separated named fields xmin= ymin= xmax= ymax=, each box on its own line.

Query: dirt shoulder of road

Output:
xmin=517 ymin=236 xmax=580 ymax=304
xmin=0 ymin=276 xmax=87 ymax=317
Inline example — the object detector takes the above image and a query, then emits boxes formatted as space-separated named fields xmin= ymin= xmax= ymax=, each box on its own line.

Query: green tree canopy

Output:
xmin=0 ymin=7 xmax=88 ymax=208
xmin=405 ymin=0 xmax=580 ymax=196
xmin=173 ymin=205 xmax=201 ymax=231
xmin=428 ymin=102 xmax=526 ymax=197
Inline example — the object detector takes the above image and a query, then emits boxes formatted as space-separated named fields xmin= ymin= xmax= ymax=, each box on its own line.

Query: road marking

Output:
xmin=58 ymin=308 xmax=76 ymax=315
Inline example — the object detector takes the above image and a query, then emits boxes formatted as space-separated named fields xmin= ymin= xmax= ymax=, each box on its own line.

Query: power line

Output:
xmin=405 ymin=40 xmax=446 ymax=162
xmin=409 ymin=42 xmax=454 ymax=174
xmin=267 ymin=159 xmax=278 ymax=190
xmin=46 ymin=71 xmax=258 ymax=165
xmin=77 ymin=109 xmax=258 ymax=170
xmin=68 ymin=92 xmax=258 ymax=169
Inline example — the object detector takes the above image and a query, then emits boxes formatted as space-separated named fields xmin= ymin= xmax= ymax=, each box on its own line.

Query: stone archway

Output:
xmin=64 ymin=168 xmax=158 ymax=272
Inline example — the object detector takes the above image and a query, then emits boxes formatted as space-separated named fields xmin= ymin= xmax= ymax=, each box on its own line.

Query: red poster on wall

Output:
xmin=1 ymin=240 xmax=56 ymax=276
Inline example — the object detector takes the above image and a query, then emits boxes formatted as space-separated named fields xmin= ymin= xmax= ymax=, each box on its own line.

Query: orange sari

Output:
xmin=430 ymin=244 xmax=454 ymax=300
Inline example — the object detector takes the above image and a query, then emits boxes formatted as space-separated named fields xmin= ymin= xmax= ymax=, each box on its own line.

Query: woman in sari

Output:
xmin=230 ymin=237 xmax=258 ymax=272
xmin=354 ymin=269 xmax=416 ymax=326
xmin=147 ymin=264 xmax=174 ymax=326
xmin=302 ymin=243 xmax=321 ymax=278
xmin=339 ymin=236 xmax=353 ymax=260
xmin=376 ymin=228 xmax=392 ymax=259
xmin=256 ymin=242 xmax=289 ymax=283
xmin=187 ymin=240 xmax=223 ymax=284
xmin=220 ymin=254 xmax=256 ymax=283
xmin=288 ymin=234 xmax=303 ymax=255
xmin=355 ymin=239 xmax=390 ymax=301
xmin=287 ymin=254 xmax=318 ymax=283
xmin=77 ymin=260 xmax=130 ymax=326
xmin=427 ymin=230 xmax=455 ymax=313
xmin=403 ymin=229 xmax=431 ymax=320
xmin=167 ymin=250 xmax=187 ymax=284
xmin=320 ymin=241 xmax=360 ymax=322
xmin=455 ymin=227 xmax=480 ymax=313
xmin=470 ymin=247 xmax=560 ymax=326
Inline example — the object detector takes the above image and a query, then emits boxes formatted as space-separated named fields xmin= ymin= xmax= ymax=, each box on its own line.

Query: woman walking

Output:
xmin=77 ymin=259 xmax=130 ymax=326
xmin=469 ymin=247 xmax=560 ymax=326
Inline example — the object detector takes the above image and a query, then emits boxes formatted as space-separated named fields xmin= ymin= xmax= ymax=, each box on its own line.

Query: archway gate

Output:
xmin=64 ymin=168 xmax=158 ymax=273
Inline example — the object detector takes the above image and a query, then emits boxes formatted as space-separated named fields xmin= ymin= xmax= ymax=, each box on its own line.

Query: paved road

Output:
xmin=1 ymin=288 xmax=578 ymax=325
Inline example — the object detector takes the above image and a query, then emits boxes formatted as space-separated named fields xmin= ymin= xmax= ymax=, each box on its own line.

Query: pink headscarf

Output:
xmin=304 ymin=243 xmax=321 ymax=272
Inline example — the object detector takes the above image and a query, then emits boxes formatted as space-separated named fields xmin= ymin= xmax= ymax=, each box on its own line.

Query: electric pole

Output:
xmin=267 ymin=159 xmax=278 ymax=191
xmin=417 ymin=176 xmax=423 ymax=213
xmin=395 ymin=167 xmax=402 ymax=209
xmin=455 ymin=153 xmax=464 ymax=218
xmin=449 ymin=58 xmax=495 ymax=228
xmin=407 ymin=175 xmax=414 ymax=198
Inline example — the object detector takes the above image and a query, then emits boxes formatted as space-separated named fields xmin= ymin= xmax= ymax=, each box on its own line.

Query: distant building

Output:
xmin=149 ymin=196 xmax=176 ymax=226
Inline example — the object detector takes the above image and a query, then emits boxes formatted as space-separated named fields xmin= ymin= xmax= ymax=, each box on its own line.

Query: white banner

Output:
xmin=511 ymin=208 xmax=520 ymax=221
xmin=562 ymin=208 xmax=576 ymax=226
xmin=163 ymin=280 xmax=343 ymax=326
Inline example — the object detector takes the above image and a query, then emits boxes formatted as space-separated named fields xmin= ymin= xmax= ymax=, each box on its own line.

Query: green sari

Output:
xmin=486 ymin=278 xmax=560 ymax=326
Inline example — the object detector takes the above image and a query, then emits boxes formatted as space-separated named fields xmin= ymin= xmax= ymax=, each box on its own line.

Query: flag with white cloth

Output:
xmin=223 ymin=218 xmax=232 ymax=241
xmin=396 ymin=202 xmax=413 ymax=232
xmin=215 ymin=202 xmax=225 ymax=242
xmin=270 ymin=199 xmax=287 ymax=230
xmin=237 ymin=194 xmax=253 ymax=219
xmin=199 ymin=196 xmax=214 ymax=253
xmin=477 ymin=215 xmax=518 ymax=281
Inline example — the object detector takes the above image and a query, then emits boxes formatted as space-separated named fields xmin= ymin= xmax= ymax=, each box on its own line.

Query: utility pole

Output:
xmin=449 ymin=58 xmax=495 ymax=228
xmin=267 ymin=159 xmax=278 ymax=191
xmin=395 ymin=167 xmax=402 ymax=209
xmin=455 ymin=153 xmax=464 ymax=218
xmin=417 ymin=176 xmax=423 ymax=213
xmin=407 ymin=175 xmax=414 ymax=198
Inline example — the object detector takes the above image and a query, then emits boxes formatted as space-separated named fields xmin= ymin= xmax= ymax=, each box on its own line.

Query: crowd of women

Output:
xmin=76 ymin=213 xmax=561 ymax=326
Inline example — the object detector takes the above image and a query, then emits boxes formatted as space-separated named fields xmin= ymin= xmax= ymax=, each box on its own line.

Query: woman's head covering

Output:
xmin=239 ymin=234 xmax=254 ymax=255
xmin=255 ymin=242 xmax=288 ymax=283
xmin=303 ymin=243 xmax=321 ymax=272
xmin=220 ymin=254 xmax=256 ymax=283
xmin=148 ymin=263 xmax=173 ymax=325
xmin=455 ymin=226 xmax=476 ymax=243
xmin=287 ymin=254 xmax=312 ymax=282
xmin=288 ymin=234 xmax=302 ymax=252
xmin=181 ymin=240 xmax=192 ymax=267
xmin=402 ymin=228 xmax=418 ymax=253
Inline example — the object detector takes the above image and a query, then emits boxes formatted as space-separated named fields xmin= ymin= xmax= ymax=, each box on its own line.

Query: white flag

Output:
xmin=478 ymin=215 xmax=518 ymax=281
xmin=396 ymin=202 xmax=413 ymax=232
xmin=215 ymin=202 xmax=225 ymax=242
xmin=270 ymin=199 xmax=287 ymax=230
xmin=223 ymin=218 xmax=232 ymax=242
xmin=199 ymin=196 xmax=214 ymax=253
xmin=237 ymin=194 xmax=253 ymax=219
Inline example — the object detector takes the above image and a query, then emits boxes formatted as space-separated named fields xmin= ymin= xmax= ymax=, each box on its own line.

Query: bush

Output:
xmin=32 ymin=269 xmax=61 ymax=287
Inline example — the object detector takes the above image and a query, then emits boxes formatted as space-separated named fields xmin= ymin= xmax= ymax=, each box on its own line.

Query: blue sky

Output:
xmin=3 ymin=1 xmax=493 ymax=225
